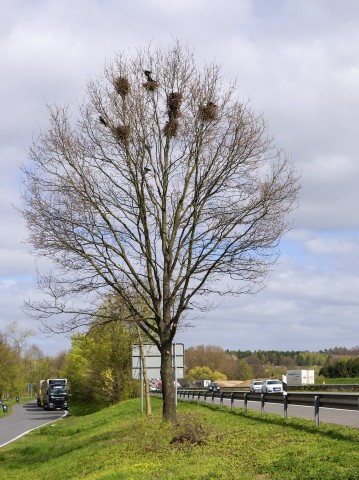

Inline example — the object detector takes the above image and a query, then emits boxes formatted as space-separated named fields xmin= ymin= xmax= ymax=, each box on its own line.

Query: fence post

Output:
xmin=282 ymin=374 xmax=288 ymax=396
xmin=231 ymin=392 xmax=234 ymax=411
xmin=244 ymin=393 xmax=248 ymax=413
xmin=314 ymin=395 xmax=320 ymax=427
xmin=284 ymin=395 xmax=288 ymax=420
xmin=212 ymin=392 xmax=215 ymax=406
xmin=261 ymin=394 xmax=265 ymax=415
xmin=220 ymin=392 xmax=224 ymax=408
xmin=197 ymin=391 xmax=200 ymax=403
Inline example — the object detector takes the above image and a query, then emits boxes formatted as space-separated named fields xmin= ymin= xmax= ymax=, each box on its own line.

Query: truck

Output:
xmin=286 ymin=369 xmax=315 ymax=386
xmin=193 ymin=379 xmax=211 ymax=388
xmin=36 ymin=379 xmax=45 ymax=406
xmin=40 ymin=379 xmax=68 ymax=410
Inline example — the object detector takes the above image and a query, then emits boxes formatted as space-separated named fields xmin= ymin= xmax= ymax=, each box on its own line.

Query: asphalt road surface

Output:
xmin=1 ymin=396 xmax=357 ymax=450
xmin=179 ymin=395 xmax=359 ymax=428
xmin=0 ymin=400 xmax=66 ymax=448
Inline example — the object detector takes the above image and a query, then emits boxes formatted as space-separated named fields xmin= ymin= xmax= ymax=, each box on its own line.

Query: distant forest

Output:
xmin=184 ymin=345 xmax=359 ymax=380
xmin=233 ymin=346 xmax=359 ymax=363
xmin=231 ymin=347 xmax=359 ymax=379
xmin=232 ymin=347 xmax=359 ymax=379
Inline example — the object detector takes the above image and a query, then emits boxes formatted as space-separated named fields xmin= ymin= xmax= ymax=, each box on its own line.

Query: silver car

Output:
xmin=261 ymin=379 xmax=283 ymax=393
xmin=249 ymin=380 xmax=264 ymax=393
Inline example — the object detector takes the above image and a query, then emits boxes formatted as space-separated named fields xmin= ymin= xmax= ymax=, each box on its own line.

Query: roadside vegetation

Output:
xmin=185 ymin=345 xmax=359 ymax=384
xmin=322 ymin=377 xmax=359 ymax=385
xmin=1 ymin=315 xmax=359 ymax=400
xmin=1 ymin=397 xmax=359 ymax=479
xmin=2 ymin=317 xmax=359 ymax=405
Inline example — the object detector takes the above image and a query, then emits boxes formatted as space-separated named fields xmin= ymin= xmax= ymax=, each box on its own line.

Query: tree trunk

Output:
xmin=161 ymin=341 xmax=176 ymax=422
xmin=136 ymin=325 xmax=152 ymax=416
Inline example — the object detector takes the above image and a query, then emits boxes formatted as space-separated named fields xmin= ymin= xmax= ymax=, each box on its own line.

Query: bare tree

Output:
xmin=185 ymin=345 xmax=240 ymax=379
xmin=21 ymin=42 xmax=299 ymax=422
xmin=5 ymin=321 xmax=35 ymax=356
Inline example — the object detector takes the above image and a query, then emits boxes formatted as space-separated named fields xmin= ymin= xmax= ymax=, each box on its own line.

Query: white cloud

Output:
xmin=1 ymin=0 xmax=359 ymax=354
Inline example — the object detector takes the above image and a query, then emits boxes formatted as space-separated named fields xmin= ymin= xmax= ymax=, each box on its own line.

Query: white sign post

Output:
xmin=132 ymin=343 xmax=184 ymax=410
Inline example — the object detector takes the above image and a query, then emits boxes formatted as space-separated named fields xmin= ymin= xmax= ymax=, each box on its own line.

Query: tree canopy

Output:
xmin=21 ymin=42 xmax=299 ymax=421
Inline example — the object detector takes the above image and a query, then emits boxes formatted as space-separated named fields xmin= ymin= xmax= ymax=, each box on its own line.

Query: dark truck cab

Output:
xmin=41 ymin=378 xmax=68 ymax=410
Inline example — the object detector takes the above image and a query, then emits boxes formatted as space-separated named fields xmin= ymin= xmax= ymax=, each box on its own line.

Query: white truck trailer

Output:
xmin=193 ymin=379 xmax=212 ymax=388
xmin=286 ymin=369 xmax=315 ymax=386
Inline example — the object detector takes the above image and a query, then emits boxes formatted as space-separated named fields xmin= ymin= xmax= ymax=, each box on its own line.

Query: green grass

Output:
xmin=0 ymin=397 xmax=33 ymax=417
xmin=323 ymin=377 xmax=359 ymax=385
xmin=0 ymin=397 xmax=359 ymax=479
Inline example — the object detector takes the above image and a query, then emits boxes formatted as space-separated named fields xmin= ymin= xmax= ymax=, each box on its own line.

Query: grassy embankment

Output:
xmin=322 ymin=377 xmax=359 ymax=384
xmin=0 ymin=397 xmax=358 ymax=479
xmin=0 ymin=398 xmax=33 ymax=417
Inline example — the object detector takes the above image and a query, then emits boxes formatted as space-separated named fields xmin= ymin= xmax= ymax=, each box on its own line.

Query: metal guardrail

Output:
xmin=178 ymin=390 xmax=359 ymax=427
xmin=189 ymin=384 xmax=359 ymax=392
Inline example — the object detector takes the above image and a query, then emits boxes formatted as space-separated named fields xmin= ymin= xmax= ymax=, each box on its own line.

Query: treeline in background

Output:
xmin=1 ymin=320 xmax=359 ymax=404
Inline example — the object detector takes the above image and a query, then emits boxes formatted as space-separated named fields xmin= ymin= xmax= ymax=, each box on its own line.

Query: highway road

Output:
xmin=179 ymin=394 xmax=359 ymax=428
xmin=0 ymin=400 xmax=66 ymax=448
xmin=1 ymin=395 xmax=357 ymax=451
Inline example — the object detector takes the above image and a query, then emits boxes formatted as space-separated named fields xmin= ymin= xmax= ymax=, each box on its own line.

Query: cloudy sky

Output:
xmin=1 ymin=0 xmax=359 ymax=355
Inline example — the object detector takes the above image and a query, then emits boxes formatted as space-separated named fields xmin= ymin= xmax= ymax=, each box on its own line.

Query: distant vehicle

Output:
xmin=208 ymin=382 xmax=220 ymax=393
xmin=249 ymin=380 xmax=264 ymax=393
xmin=36 ymin=379 xmax=45 ymax=406
xmin=194 ymin=379 xmax=211 ymax=388
xmin=286 ymin=369 xmax=315 ymax=386
xmin=261 ymin=379 xmax=283 ymax=393
xmin=149 ymin=381 xmax=162 ymax=393
xmin=40 ymin=379 xmax=68 ymax=410
xmin=178 ymin=381 xmax=192 ymax=389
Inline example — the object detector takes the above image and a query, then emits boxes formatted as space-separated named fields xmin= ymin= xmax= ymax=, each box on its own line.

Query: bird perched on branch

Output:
xmin=144 ymin=70 xmax=155 ymax=82
xmin=99 ymin=115 xmax=108 ymax=127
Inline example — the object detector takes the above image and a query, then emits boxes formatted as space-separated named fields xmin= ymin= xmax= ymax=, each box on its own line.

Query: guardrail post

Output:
xmin=261 ymin=394 xmax=265 ymax=415
xmin=220 ymin=392 xmax=224 ymax=408
xmin=231 ymin=392 xmax=234 ymax=411
xmin=284 ymin=395 xmax=288 ymax=420
xmin=244 ymin=393 xmax=248 ymax=413
xmin=197 ymin=391 xmax=201 ymax=403
xmin=314 ymin=395 xmax=320 ymax=427
xmin=204 ymin=392 xmax=207 ymax=404
xmin=212 ymin=392 xmax=215 ymax=406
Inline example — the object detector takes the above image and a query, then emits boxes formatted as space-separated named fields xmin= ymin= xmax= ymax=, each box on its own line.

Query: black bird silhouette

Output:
xmin=144 ymin=70 xmax=154 ymax=82
xmin=99 ymin=115 xmax=107 ymax=127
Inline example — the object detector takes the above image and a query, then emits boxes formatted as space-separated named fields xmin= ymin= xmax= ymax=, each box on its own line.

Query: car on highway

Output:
xmin=208 ymin=382 xmax=220 ymax=393
xmin=249 ymin=380 xmax=264 ymax=393
xmin=261 ymin=379 xmax=283 ymax=393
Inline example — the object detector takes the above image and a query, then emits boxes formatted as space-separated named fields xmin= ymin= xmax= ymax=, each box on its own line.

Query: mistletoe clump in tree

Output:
xmin=21 ymin=42 xmax=299 ymax=422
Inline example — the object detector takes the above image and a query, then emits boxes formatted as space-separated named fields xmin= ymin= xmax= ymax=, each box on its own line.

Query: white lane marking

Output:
xmin=0 ymin=410 xmax=68 ymax=449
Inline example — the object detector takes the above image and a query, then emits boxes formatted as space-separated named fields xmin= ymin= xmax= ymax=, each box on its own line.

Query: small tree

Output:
xmin=187 ymin=366 xmax=227 ymax=383
xmin=21 ymin=42 xmax=299 ymax=422
xmin=64 ymin=321 xmax=135 ymax=405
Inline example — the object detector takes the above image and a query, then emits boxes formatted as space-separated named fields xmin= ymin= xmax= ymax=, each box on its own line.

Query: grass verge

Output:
xmin=0 ymin=397 xmax=33 ymax=417
xmin=0 ymin=397 xmax=358 ymax=479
